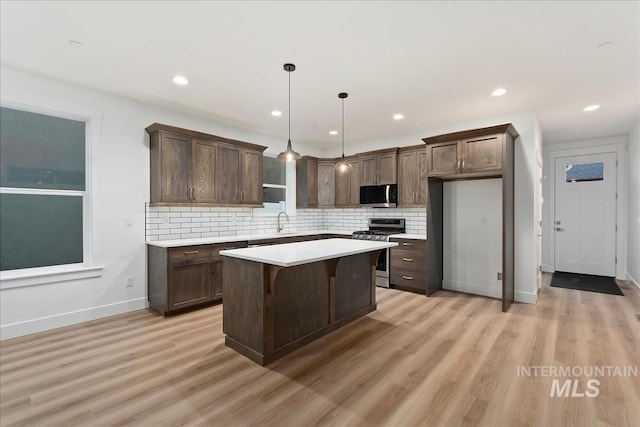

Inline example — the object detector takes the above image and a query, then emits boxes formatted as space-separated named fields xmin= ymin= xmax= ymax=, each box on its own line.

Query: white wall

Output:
xmin=443 ymin=179 xmax=503 ymax=299
xmin=627 ymin=121 xmax=640 ymax=287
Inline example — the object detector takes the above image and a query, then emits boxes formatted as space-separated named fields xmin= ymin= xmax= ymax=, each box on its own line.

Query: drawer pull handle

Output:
xmin=184 ymin=250 xmax=199 ymax=255
xmin=402 ymin=275 xmax=414 ymax=280
xmin=402 ymin=258 xmax=414 ymax=262
xmin=402 ymin=243 xmax=414 ymax=246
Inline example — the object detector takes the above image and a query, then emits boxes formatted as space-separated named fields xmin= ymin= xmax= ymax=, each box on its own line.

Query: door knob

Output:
xmin=555 ymin=227 xmax=564 ymax=232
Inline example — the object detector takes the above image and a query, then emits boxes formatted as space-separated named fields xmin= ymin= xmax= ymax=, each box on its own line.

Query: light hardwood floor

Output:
xmin=1 ymin=275 xmax=639 ymax=426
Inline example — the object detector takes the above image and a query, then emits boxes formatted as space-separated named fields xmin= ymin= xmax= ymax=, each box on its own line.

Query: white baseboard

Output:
xmin=0 ymin=298 xmax=148 ymax=341
xmin=443 ymin=281 xmax=537 ymax=305
xmin=626 ymin=273 xmax=640 ymax=295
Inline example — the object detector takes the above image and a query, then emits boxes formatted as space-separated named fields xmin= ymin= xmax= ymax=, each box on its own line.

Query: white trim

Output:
xmin=0 ymin=102 xmax=103 ymax=280
xmin=515 ymin=290 xmax=538 ymax=304
xmin=0 ymin=297 xmax=146 ymax=341
xmin=0 ymin=265 xmax=104 ymax=289
xmin=544 ymin=142 xmax=626 ymax=279
xmin=626 ymin=273 xmax=640 ymax=296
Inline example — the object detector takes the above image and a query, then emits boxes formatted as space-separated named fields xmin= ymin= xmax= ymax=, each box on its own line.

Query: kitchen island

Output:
xmin=220 ymin=238 xmax=397 ymax=365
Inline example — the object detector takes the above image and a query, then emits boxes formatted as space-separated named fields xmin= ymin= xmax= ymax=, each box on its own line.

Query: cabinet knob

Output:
xmin=402 ymin=275 xmax=414 ymax=280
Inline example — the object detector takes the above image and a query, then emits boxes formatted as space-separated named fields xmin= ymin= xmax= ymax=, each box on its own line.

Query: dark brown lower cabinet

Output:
xmin=148 ymin=242 xmax=247 ymax=316
xmin=389 ymin=237 xmax=427 ymax=293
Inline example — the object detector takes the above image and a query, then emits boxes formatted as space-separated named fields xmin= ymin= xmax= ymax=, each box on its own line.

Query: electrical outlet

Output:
xmin=125 ymin=276 xmax=134 ymax=287
xmin=124 ymin=216 xmax=133 ymax=227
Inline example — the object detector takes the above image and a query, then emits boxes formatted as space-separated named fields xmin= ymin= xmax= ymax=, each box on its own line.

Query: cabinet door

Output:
xmin=427 ymin=141 xmax=460 ymax=176
xmin=211 ymin=260 xmax=223 ymax=300
xmin=317 ymin=162 xmax=335 ymax=207
xmin=377 ymin=152 xmax=397 ymax=184
xmin=335 ymin=163 xmax=350 ymax=207
xmin=296 ymin=158 xmax=318 ymax=208
xmin=192 ymin=139 xmax=217 ymax=203
xmin=241 ymin=149 xmax=263 ymax=205
xmin=159 ymin=133 xmax=191 ymax=202
xmin=461 ymin=134 xmax=503 ymax=173
xmin=416 ymin=149 xmax=428 ymax=204
xmin=168 ymin=261 xmax=212 ymax=310
xmin=307 ymin=160 xmax=318 ymax=207
xmin=216 ymin=143 xmax=241 ymax=203
xmin=348 ymin=159 xmax=361 ymax=206
xmin=360 ymin=155 xmax=378 ymax=185
xmin=398 ymin=151 xmax=418 ymax=205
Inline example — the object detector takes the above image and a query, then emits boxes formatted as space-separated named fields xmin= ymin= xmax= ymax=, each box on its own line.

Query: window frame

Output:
xmin=253 ymin=153 xmax=296 ymax=217
xmin=0 ymin=102 xmax=103 ymax=289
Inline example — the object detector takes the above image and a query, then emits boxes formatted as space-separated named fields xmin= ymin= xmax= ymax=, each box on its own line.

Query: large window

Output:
xmin=0 ymin=107 xmax=86 ymax=271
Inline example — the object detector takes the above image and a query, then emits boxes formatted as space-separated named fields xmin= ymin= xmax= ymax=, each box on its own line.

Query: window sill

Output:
xmin=0 ymin=265 xmax=104 ymax=290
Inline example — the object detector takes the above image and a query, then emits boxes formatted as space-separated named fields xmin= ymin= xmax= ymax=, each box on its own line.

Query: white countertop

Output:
xmin=146 ymin=230 xmax=353 ymax=248
xmin=389 ymin=233 xmax=426 ymax=240
xmin=220 ymin=238 xmax=398 ymax=267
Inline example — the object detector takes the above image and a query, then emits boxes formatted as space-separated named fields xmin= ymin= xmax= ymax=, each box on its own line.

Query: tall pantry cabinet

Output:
xmin=423 ymin=123 xmax=519 ymax=312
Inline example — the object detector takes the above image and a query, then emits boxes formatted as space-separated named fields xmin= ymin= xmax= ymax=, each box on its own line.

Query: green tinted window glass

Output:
xmin=0 ymin=107 xmax=86 ymax=190
xmin=0 ymin=194 xmax=83 ymax=271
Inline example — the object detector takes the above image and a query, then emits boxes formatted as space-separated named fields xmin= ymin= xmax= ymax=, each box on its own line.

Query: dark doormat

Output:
xmin=551 ymin=271 xmax=624 ymax=296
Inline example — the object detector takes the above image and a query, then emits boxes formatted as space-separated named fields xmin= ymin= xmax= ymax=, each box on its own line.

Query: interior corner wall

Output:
xmin=0 ymin=65 xmax=291 ymax=340
xmin=627 ymin=121 xmax=640 ymax=286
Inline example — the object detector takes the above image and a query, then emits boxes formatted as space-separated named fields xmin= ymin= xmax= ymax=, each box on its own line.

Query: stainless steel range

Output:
xmin=352 ymin=218 xmax=406 ymax=287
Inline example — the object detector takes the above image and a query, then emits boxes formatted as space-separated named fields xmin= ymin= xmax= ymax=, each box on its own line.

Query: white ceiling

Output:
xmin=1 ymin=1 xmax=638 ymax=148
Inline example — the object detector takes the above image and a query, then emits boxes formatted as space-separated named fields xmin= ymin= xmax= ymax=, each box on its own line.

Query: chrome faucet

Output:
xmin=277 ymin=211 xmax=289 ymax=233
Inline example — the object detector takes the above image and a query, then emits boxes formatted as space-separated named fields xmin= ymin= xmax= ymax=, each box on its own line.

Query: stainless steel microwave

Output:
xmin=359 ymin=184 xmax=397 ymax=208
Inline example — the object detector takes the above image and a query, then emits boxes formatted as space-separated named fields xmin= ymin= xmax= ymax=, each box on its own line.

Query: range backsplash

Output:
xmin=145 ymin=206 xmax=426 ymax=241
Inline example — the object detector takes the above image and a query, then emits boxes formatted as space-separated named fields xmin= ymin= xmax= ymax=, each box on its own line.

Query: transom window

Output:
xmin=565 ymin=162 xmax=604 ymax=183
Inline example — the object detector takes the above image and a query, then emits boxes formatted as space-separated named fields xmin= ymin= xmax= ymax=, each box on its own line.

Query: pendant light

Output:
xmin=277 ymin=63 xmax=302 ymax=162
xmin=335 ymin=92 xmax=351 ymax=172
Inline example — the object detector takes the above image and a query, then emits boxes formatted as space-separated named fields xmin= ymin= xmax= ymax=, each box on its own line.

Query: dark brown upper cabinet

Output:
xmin=424 ymin=127 xmax=514 ymax=179
xmin=296 ymin=156 xmax=318 ymax=208
xmin=360 ymin=148 xmax=398 ymax=185
xmin=215 ymin=143 xmax=264 ymax=205
xmin=397 ymin=145 xmax=427 ymax=206
xmin=335 ymin=157 xmax=361 ymax=207
xmin=146 ymin=123 xmax=266 ymax=206
xmin=317 ymin=160 xmax=336 ymax=207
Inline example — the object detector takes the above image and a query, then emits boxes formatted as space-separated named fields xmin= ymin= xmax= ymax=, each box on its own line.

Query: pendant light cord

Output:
xmin=341 ymin=96 xmax=345 ymax=157
xmin=288 ymin=71 xmax=291 ymax=142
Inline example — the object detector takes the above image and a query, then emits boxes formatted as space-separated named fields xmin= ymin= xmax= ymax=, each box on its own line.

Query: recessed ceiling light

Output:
xmin=393 ymin=113 xmax=404 ymax=120
xmin=329 ymin=130 xmax=338 ymax=135
xmin=271 ymin=110 xmax=282 ymax=117
xmin=491 ymin=88 xmax=507 ymax=96
xmin=172 ymin=75 xmax=189 ymax=86
xmin=583 ymin=105 xmax=600 ymax=112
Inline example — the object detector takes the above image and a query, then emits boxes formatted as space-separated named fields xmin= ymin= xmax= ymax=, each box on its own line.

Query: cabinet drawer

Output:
xmin=168 ymin=245 xmax=212 ymax=264
xmin=212 ymin=242 xmax=248 ymax=259
xmin=390 ymin=268 xmax=425 ymax=290
xmin=390 ymin=250 xmax=426 ymax=270
xmin=390 ymin=238 xmax=426 ymax=249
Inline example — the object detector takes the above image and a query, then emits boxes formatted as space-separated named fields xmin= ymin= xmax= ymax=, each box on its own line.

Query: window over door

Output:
xmin=0 ymin=107 xmax=88 ymax=272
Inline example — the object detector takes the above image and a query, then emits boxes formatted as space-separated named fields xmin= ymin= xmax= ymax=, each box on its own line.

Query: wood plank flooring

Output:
xmin=1 ymin=275 xmax=639 ymax=426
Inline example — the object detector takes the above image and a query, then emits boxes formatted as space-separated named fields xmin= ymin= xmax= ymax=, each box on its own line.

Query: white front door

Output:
xmin=554 ymin=153 xmax=616 ymax=276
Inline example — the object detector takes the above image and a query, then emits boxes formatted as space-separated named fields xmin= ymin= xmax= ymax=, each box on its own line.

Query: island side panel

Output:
xmin=270 ymin=262 xmax=330 ymax=350
xmin=222 ymin=257 xmax=265 ymax=354
xmin=334 ymin=252 xmax=375 ymax=321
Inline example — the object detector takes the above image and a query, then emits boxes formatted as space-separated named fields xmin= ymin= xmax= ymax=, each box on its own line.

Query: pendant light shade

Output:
xmin=277 ymin=63 xmax=302 ymax=162
xmin=335 ymin=92 xmax=351 ymax=171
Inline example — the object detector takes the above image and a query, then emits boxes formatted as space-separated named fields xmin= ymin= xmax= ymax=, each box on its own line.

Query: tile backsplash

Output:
xmin=145 ymin=205 xmax=426 ymax=241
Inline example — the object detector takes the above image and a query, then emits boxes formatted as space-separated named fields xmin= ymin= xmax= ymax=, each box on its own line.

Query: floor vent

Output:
xmin=635 ymin=314 xmax=640 ymax=322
